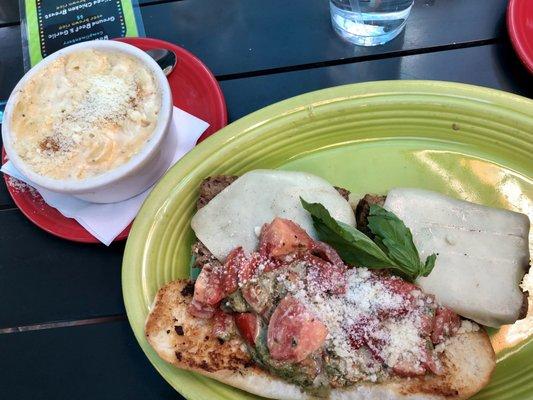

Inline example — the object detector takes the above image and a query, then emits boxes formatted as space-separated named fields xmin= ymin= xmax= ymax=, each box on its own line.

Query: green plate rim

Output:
xmin=122 ymin=80 xmax=533 ymax=400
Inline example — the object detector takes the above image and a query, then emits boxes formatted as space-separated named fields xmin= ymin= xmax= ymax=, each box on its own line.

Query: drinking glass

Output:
xmin=330 ymin=0 xmax=414 ymax=46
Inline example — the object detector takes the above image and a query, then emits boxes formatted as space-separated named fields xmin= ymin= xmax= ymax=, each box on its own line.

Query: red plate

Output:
xmin=507 ymin=0 xmax=533 ymax=74
xmin=1 ymin=37 xmax=227 ymax=243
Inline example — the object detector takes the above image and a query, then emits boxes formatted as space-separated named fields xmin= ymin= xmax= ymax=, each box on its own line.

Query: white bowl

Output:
xmin=2 ymin=40 xmax=174 ymax=203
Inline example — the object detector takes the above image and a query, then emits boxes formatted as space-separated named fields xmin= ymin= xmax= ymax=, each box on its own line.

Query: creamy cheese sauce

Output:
xmin=10 ymin=49 xmax=161 ymax=180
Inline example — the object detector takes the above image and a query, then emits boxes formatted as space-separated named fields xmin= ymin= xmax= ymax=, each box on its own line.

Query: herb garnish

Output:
xmin=189 ymin=254 xmax=201 ymax=281
xmin=300 ymin=198 xmax=436 ymax=282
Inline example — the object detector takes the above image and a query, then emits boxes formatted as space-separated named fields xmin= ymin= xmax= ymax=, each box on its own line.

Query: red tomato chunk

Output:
xmin=235 ymin=313 xmax=260 ymax=346
xmin=259 ymin=218 xmax=314 ymax=258
xmin=212 ymin=310 xmax=236 ymax=340
xmin=432 ymin=306 xmax=461 ymax=344
xmin=267 ymin=296 xmax=328 ymax=362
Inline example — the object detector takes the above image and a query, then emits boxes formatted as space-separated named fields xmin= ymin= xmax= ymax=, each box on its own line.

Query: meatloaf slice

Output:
xmin=196 ymin=175 xmax=238 ymax=210
xmin=355 ymin=194 xmax=386 ymax=237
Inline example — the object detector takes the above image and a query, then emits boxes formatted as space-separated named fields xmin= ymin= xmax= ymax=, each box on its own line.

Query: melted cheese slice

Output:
xmin=191 ymin=170 xmax=356 ymax=261
xmin=384 ymin=188 xmax=530 ymax=328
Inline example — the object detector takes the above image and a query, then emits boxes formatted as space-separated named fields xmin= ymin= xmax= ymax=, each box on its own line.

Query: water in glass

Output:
xmin=330 ymin=0 xmax=414 ymax=46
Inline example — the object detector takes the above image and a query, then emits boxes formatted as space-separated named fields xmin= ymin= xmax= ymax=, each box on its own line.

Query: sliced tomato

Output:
xmin=188 ymin=248 xmax=248 ymax=318
xmin=311 ymin=241 xmax=345 ymax=268
xmin=431 ymin=307 xmax=461 ymax=344
xmin=191 ymin=247 xmax=245 ymax=306
xmin=267 ymin=296 xmax=327 ymax=362
xmin=364 ymin=332 xmax=386 ymax=363
xmin=418 ymin=312 xmax=434 ymax=338
xmin=305 ymin=254 xmax=346 ymax=295
xmin=237 ymin=253 xmax=257 ymax=284
xmin=259 ymin=218 xmax=314 ymax=258
xmin=192 ymin=266 xmax=224 ymax=306
xmin=392 ymin=358 xmax=426 ymax=377
xmin=239 ymin=251 xmax=280 ymax=284
xmin=223 ymin=247 xmax=246 ymax=293
xmin=391 ymin=341 xmax=435 ymax=377
xmin=235 ymin=313 xmax=259 ymax=345
xmin=377 ymin=274 xmax=421 ymax=317
xmin=187 ymin=299 xmax=217 ymax=319
xmin=347 ymin=316 xmax=376 ymax=350
xmin=380 ymin=275 xmax=419 ymax=298
xmin=252 ymin=251 xmax=282 ymax=274
xmin=212 ymin=310 xmax=236 ymax=340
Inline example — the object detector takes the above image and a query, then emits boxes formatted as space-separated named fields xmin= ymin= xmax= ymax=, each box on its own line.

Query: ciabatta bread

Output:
xmin=145 ymin=280 xmax=496 ymax=400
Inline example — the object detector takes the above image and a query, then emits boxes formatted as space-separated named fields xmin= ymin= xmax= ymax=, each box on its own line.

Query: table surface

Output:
xmin=0 ymin=1 xmax=532 ymax=398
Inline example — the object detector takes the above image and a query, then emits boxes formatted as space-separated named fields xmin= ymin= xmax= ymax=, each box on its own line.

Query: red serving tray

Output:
xmin=2 ymin=37 xmax=227 ymax=243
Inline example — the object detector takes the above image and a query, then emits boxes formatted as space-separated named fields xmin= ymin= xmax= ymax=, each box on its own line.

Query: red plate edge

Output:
xmin=507 ymin=0 xmax=533 ymax=74
xmin=2 ymin=37 xmax=227 ymax=243
xmin=115 ymin=37 xmax=228 ymax=141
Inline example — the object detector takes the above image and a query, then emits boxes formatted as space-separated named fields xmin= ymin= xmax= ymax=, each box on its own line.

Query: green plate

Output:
xmin=122 ymin=81 xmax=533 ymax=400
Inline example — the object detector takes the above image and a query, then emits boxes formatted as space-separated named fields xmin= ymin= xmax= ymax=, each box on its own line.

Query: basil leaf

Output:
xmin=422 ymin=253 xmax=437 ymax=277
xmin=300 ymin=198 xmax=394 ymax=269
xmin=188 ymin=254 xmax=201 ymax=281
xmin=367 ymin=205 xmax=420 ymax=275
xmin=367 ymin=204 xmax=437 ymax=280
xmin=300 ymin=197 xmax=436 ymax=282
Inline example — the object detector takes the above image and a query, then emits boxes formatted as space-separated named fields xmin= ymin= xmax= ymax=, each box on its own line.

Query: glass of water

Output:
xmin=330 ymin=0 xmax=414 ymax=46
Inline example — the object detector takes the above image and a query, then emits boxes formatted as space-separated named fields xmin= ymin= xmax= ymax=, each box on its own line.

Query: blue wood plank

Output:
xmin=0 ymin=0 xmax=507 ymax=101
xmin=0 ymin=320 xmax=179 ymax=399
xmin=0 ymin=0 xmax=21 ymax=26
xmin=0 ymin=209 xmax=126 ymax=328
xmin=142 ymin=0 xmax=506 ymax=76
xmin=220 ymin=42 xmax=533 ymax=122
xmin=0 ymin=25 xmax=24 ymax=107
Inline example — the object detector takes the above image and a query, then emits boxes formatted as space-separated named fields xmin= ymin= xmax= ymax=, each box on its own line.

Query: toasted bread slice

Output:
xmin=145 ymin=280 xmax=496 ymax=400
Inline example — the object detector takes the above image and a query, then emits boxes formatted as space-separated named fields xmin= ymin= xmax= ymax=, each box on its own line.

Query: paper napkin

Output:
xmin=1 ymin=107 xmax=209 ymax=245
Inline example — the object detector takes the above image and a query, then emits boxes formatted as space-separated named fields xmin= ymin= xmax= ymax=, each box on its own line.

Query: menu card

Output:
xmin=20 ymin=0 xmax=145 ymax=69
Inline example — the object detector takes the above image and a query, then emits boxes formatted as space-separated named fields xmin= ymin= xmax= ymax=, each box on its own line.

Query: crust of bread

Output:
xmin=145 ymin=280 xmax=496 ymax=400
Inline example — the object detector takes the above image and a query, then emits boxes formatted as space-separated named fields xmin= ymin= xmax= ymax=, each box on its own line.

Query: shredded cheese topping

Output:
xmin=10 ymin=49 xmax=161 ymax=180
xmin=276 ymin=265 xmax=437 ymax=381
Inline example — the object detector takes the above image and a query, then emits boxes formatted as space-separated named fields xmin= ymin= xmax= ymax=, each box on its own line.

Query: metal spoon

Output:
xmin=145 ymin=48 xmax=177 ymax=76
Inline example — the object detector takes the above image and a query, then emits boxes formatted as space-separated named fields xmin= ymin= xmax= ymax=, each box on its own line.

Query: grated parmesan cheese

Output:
xmin=457 ymin=319 xmax=480 ymax=334
xmin=278 ymin=266 xmax=433 ymax=381
xmin=7 ymin=176 xmax=39 ymax=197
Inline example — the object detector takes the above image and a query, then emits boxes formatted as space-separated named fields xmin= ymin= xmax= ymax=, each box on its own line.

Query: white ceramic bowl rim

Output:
xmin=1 ymin=40 xmax=172 ymax=192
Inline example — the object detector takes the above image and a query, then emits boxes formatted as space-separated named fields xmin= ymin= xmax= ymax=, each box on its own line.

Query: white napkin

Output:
xmin=1 ymin=107 xmax=209 ymax=245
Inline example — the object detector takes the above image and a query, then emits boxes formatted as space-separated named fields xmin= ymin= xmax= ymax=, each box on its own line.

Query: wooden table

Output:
xmin=0 ymin=1 xmax=531 ymax=398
